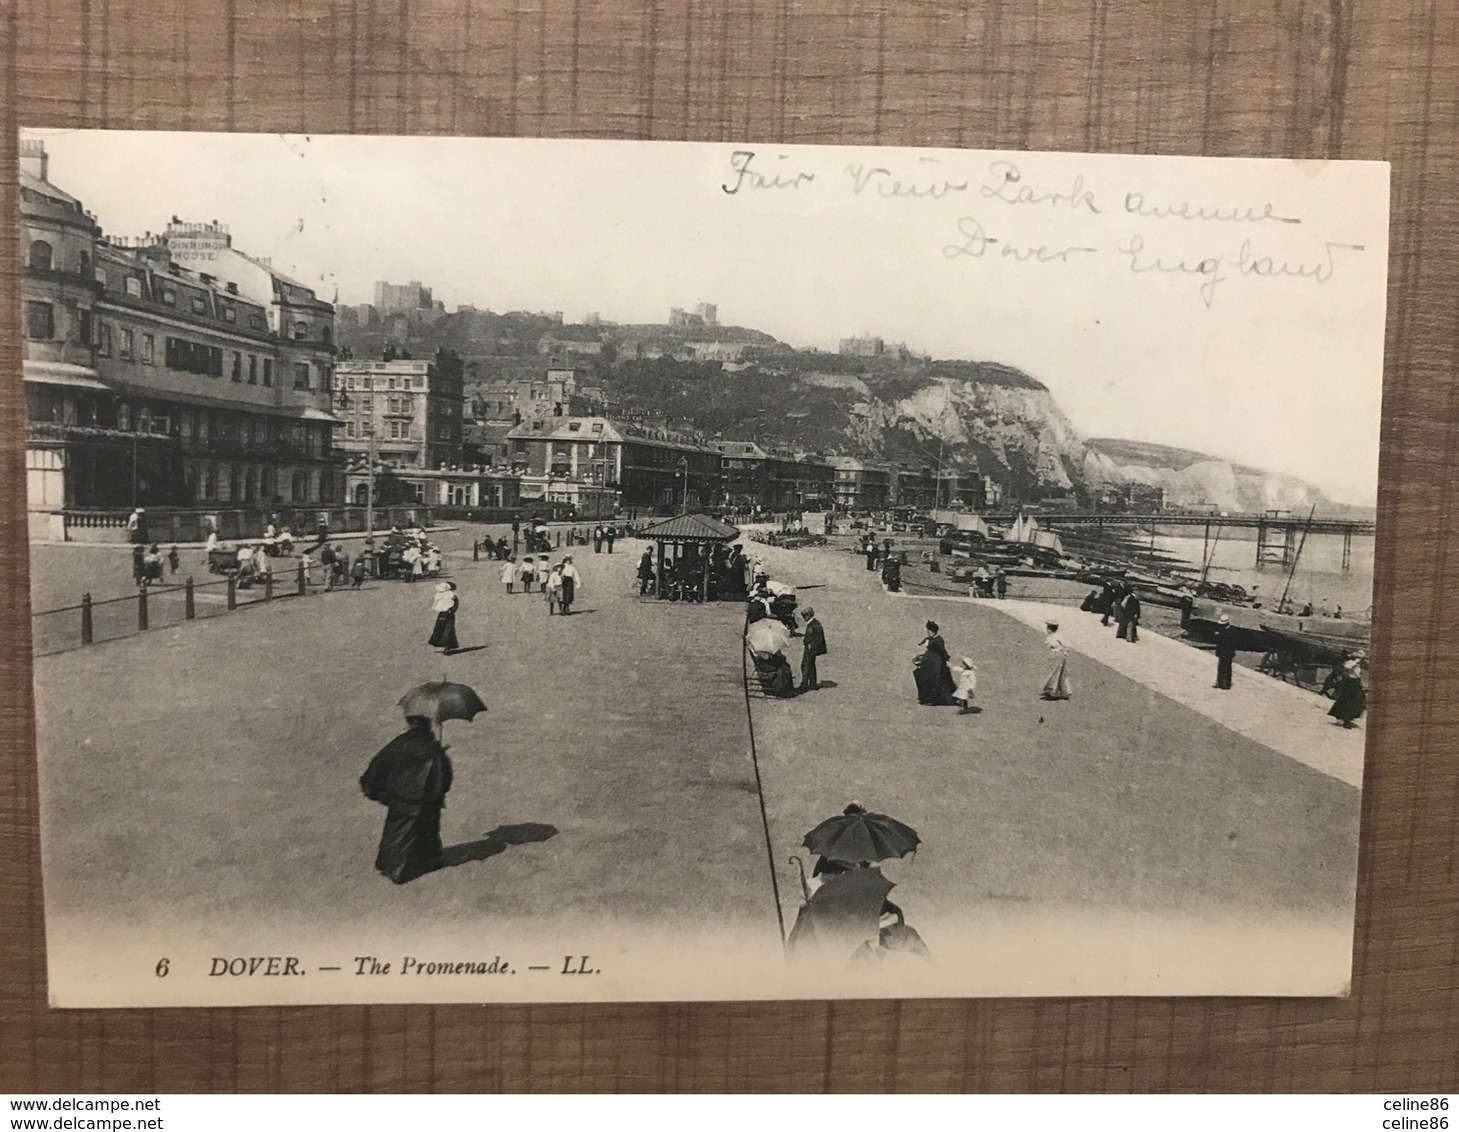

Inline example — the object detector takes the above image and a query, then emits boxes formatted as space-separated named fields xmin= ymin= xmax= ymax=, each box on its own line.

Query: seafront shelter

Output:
xmin=638 ymin=512 xmax=740 ymax=601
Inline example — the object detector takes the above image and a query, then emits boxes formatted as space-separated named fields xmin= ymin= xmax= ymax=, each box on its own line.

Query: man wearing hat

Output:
xmin=1213 ymin=613 xmax=1238 ymax=690
xmin=799 ymin=606 xmax=827 ymax=692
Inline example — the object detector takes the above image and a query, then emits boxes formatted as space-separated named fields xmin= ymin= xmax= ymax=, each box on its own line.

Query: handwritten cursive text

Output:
xmin=943 ymin=216 xmax=1099 ymax=264
xmin=845 ymin=160 xmax=970 ymax=199
xmin=722 ymin=150 xmax=815 ymax=195
xmin=979 ymin=160 xmax=1101 ymax=213
xmin=1124 ymin=192 xmax=1301 ymax=225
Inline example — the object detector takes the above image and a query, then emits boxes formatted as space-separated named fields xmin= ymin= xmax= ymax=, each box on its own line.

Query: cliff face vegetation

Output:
xmin=341 ymin=311 xmax=1335 ymax=510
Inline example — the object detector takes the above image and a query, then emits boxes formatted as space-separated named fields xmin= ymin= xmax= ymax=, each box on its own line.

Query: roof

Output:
xmin=20 ymin=169 xmax=84 ymax=209
xmin=506 ymin=416 xmax=627 ymax=443
xmin=637 ymin=513 xmax=741 ymax=543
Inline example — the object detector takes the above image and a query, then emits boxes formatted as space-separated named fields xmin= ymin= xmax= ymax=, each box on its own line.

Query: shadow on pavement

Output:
xmin=444 ymin=645 xmax=489 ymax=656
xmin=441 ymin=822 xmax=559 ymax=868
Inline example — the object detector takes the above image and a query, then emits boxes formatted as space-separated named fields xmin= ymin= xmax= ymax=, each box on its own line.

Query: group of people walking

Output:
xmin=1086 ymin=578 xmax=1142 ymax=642
xmin=497 ymin=554 xmax=584 ymax=614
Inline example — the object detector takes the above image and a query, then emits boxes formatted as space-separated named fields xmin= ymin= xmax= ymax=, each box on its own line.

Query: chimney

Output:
xmin=18 ymin=139 xmax=48 ymax=181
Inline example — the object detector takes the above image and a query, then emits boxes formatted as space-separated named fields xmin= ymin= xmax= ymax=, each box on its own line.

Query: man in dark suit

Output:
xmin=799 ymin=606 xmax=828 ymax=692
xmin=1213 ymin=613 xmax=1237 ymax=688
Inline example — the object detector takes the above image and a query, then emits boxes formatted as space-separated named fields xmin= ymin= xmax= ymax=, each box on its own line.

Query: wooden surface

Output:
xmin=3 ymin=0 xmax=1457 ymax=1093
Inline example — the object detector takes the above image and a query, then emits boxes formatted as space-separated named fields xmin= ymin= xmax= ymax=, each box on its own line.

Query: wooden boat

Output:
xmin=1258 ymin=615 xmax=1370 ymax=663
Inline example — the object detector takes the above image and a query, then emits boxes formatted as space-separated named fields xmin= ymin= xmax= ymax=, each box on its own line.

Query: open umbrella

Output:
xmin=398 ymin=681 xmax=488 ymax=732
xmin=803 ymin=803 xmax=920 ymax=866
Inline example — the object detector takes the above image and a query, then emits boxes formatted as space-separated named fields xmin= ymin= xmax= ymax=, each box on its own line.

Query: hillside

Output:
xmin=338 ymin=313 xmax=1335 ymax=510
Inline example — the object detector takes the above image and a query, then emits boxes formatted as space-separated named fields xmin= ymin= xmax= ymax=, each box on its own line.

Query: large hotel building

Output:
xmin=20 ymin=139 xmax=344 ymax=540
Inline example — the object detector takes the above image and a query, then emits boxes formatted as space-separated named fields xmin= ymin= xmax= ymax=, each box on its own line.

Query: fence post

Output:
xmin=473 ymin=539 xmax=480 ymax=562
xmin=556 ymin=530 xmax=562 ymax=547
xmin=227 ymin=575 xmax=237 ymax=610
xmin=297 ymin=561 xmax=306 ymax=595
xmin=185 ymin=576 xmax=195 ymax=619
xmin=137 ymin=585 xmax=149 ymax=631
xmin=265 ymin=571 xmax=274 ymax=602
xmin=81 ymin=593 xmax=93 ymax=645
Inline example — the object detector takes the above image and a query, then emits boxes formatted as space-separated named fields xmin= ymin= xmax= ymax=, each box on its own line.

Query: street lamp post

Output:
xmin=365 ymin=426 xmax=377 ymax=550
xmin=678 ymin=456 xmax=689 ymax=514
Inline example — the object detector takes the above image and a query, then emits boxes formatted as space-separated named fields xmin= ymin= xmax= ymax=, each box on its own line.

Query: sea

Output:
xmin=1152 ymin=531 xmax=1377 ymax=615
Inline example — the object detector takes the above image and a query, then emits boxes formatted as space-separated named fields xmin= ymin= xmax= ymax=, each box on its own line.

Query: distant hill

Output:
xmin=338 ymin=310 xmax=1344 ymax=509
xmin=1086 ymin=438 xmax=1263 ymax=477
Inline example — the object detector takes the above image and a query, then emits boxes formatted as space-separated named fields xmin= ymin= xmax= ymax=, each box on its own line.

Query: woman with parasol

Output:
xmin=787 ymin=803 xmax=928 ymax=964
xmin=427 ymin=582 xmax=460 ymax=653
xmin=361 ymin=682 xmax=488 ymax=884
xmin=359 ymin=715 xmax=454 ymax=884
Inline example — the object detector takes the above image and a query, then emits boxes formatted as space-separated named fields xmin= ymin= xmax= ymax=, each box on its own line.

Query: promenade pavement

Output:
xmin=742 ymin=541 xmax=1362 ymax=958
xmin=34 ymin=533 xmax=775 ymax=945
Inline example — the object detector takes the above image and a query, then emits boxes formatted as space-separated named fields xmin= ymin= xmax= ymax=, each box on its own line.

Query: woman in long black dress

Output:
xmin=1328 ymin=657 xmax=1366 ymax=728
xmin=428 ymin=582 xmax=460 ymax=653
xmin=913 ymin=620 xmax=957 ymax=705
xmin=359 ymin=716 xmax=454 ymax=884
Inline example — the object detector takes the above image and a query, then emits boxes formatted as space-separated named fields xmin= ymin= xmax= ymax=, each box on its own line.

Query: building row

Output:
xmin=20 ymin=140 xmax=345 ymax=539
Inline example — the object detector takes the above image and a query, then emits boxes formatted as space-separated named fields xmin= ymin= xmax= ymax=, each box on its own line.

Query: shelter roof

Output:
xmin=638 ymin=513 xmax=741 ymax=543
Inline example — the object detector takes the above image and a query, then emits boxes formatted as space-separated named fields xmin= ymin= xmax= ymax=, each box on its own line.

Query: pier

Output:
xmin=986 ymin=510 xmax=1375 ymax=570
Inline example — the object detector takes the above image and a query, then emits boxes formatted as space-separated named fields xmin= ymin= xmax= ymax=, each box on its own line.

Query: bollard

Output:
xmin=556 ymin=530 xmax=562 ymax=547
xmin=227 ymin=575 xmax=237 ymax=610
xmin=81 ymin=592 xmax=93 ymax=645
xmin=297 ymin=561 xmax=306 ymax=595
xmin=185 ymin=576 xmax=196 ymax=619
xmin=473 ymin=539 xmax=480 ymax=562
xmin=264 ymin=571 xmax=274 ymax=602
xmin=137 ymin=585 xmax=149 ymax=631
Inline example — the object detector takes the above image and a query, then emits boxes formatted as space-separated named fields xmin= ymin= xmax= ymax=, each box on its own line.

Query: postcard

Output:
xmin=16 ymin=131 xmax=1387 ymax=1005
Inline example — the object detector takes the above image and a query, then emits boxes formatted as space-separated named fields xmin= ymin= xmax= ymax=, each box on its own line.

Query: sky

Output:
xmin=22 ymin=130 xmax=1390 ymax=504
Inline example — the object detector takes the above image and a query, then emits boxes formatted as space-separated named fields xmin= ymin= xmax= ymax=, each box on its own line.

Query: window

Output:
xmin=161 ymin=286 xmax=176 ymax=305
xmin=25 ymin=301 xmax=54 ymax=340
xmin=292 ymin=322 xmax=307 ymax=341
xmin=248 ymin=313 xmax=264 ymax=330
xmin=77 ymin=251 xmax=89 ymax=275
xmin=27 ymin=240 xmax=52 ymax=270
xmin=321 ymin=325 xmax=331 ymax=345
xmin=248 ymin=356 xmax=257 ymax=384
xmin=191 ymin=294 xmax=207 ymax=314
xmin=291 ymin=471 xmax=308 ymax=502
xmin=164 ymin=337 xmax=223 ymax=376
xmin=361 ymin=397 xmax=372 ymax=411
xmin=119 ymin=328 xmax=134 ymax=360
xmin=346 ymin=421 xmax=356 ymax=439
xmin=231 ymin=352 xmax=242 ymax=382
xmin=262 ymin=359 xmax=273 ymax=387
xmin=97 ymin=321 xmax=112 ymax=355
xmin=124 ymin=276 xmax=142 ymax=298
xmin=75 ymin=308 xmax=91 ymax=346
xmin=141 ymin=333 xmax=154 ymax=364
xmin=222 ymin=303 xmax=236 ymax=323
xmin=203 ymin=465 xmax=217 ymax=498
xmin=118 ymin=404 xmax=131 ymax=431
xmin=292 ymin=363 xmax=310 ymax=390
xmin=360 ymin=377 xmax=372 ymax=391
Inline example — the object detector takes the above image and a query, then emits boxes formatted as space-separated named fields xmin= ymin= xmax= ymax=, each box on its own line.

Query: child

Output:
xmin=952 ymin=657 xmax=978 ymax=714
xmin=537 ymin=554 xmax=551 ymax=593
xmin=501 ymin=556 xmax=516 ymax=594
xmin=167 ymin=545 xmax=180 ymax=574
